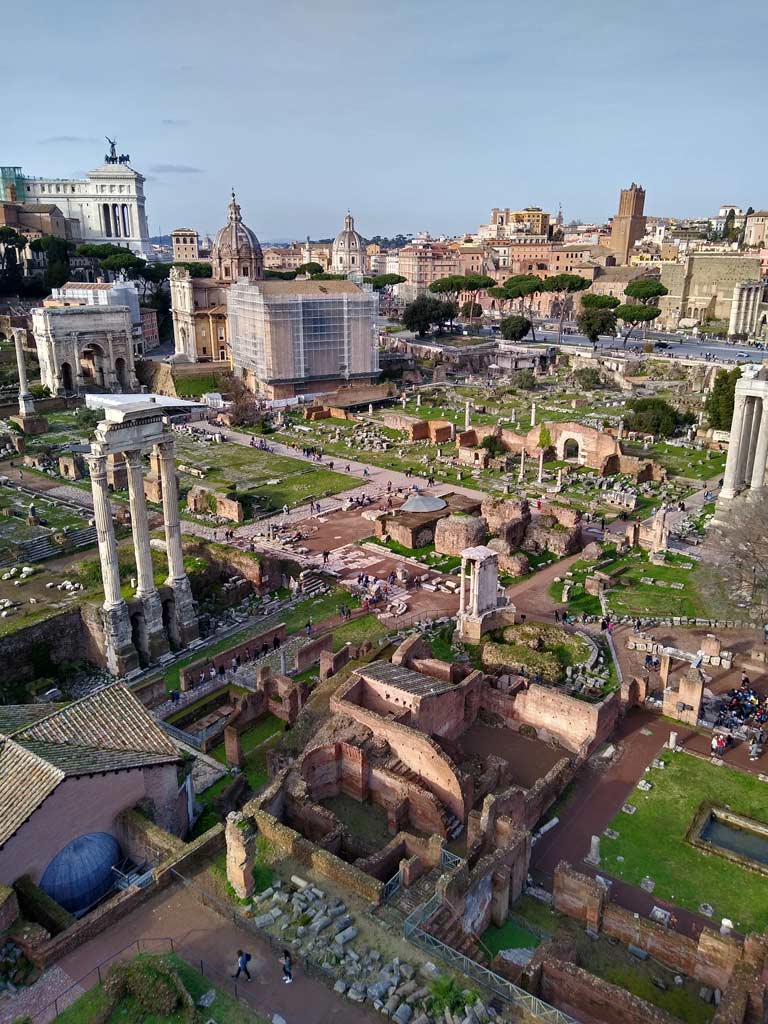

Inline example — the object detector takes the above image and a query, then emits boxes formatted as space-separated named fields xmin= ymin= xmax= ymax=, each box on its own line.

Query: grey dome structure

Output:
xmin=211 ymin=191 xmax=263 ymax=282
xmin=401 ymin=493 xmax=447 ymax=514
xmin=331 ymin=212 xmax=365 ymax=275
xmin=40 ymin=832 xmax=121 ymax=916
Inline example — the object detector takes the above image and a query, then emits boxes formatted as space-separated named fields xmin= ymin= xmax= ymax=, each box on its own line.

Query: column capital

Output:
xmin=124 ymin=448 xmax=144 ymax=467
xmin=87 ymin=452 xmax=108 ymax=477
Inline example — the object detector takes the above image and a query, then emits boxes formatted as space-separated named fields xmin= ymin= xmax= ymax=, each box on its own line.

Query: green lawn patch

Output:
xmin=209 ymin=714 xmax=284 ymax=763
xmin=601 ymin=750 xmax=768 ymax=932
xmin=482 ymin=919 xmax=540 ymax=956
xmin=330 ymin=613 xmax=387 ymax=651
xmin=173 ymin=373 xmax=220 ymax=397
xmin=54 ymin=952 xmax=266 ymax=1023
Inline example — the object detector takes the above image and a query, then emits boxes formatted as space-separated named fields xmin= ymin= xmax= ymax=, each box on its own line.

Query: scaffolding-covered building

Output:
xmin=227 ymin=279 xmax=379 ymax=399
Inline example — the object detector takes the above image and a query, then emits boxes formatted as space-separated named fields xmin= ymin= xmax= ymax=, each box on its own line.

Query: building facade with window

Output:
xmin=1 ymin=148 xmax=152 ymax=257
xmin=227 ymin=279 xmax=379 ymax=399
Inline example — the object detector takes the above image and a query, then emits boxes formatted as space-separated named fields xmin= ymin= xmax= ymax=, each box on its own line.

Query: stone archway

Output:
xmin=61 ymin=362 xmax=74 ymax=392
xmin=115 ymin=357 xmax=128 ymax=391
xmin=130 ymin=609 xmax=150 ymax=667
xmin=80 ymin=343 xmax=107 ymax=388
xmin=563 ymin=438 xmax=580 ymax=460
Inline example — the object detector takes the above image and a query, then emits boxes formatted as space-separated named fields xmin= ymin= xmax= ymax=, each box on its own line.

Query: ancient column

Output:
xmin=745 ymin=398 xmax=764 ymax=489
xmin=531 ymin=402 xmax=537 ymax=428
xmin=125 ymin=449 xmax=169 ymax=659
xmin=156 ymin=440 xmax=199 ymax=645
xmin=736 ymin=397 xmax=755 ymax=490
xmin=518 ymin=448 xmax=526 ymax=482
xmin=721 ymin=393 xmax=748 ymax=499
xmin=537 ymin=448 xmax=545 ymax=484
xmin=87 ymin=453 xmax=138 ymax=675
xmin=13 ymin=329 xmax=35 ymax=416
xmin=464 ymin=400 xmax=471 ymax=430
xmin=459 ymin=557 xmax=466 ymax=614
xmin=749 ymin=400 xmax=768 ymax=492
xmin=416 ymin=392 xmax=422 ymax=409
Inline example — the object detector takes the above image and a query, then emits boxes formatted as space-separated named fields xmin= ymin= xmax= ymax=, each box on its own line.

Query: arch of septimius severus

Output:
xmin=720 ymin=367 xmax=768 ymax=501
xmin=87 ymin=402 xmax=198 ymax=675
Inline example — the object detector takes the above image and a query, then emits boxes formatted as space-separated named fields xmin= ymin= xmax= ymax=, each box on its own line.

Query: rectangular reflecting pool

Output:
xmin=689 ymin=805 xmax=768 ymax=875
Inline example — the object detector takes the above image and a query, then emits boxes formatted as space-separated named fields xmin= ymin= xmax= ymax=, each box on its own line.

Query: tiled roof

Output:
xmin=0 ymin=685 xmax=180 ymax=848
xmin=0 ymin=704 xmax=66 ymax=734
xmin=360 ymin=660 xmax=457 ymax=697
xmin=0 ymin=739 xmax=64 ymax=847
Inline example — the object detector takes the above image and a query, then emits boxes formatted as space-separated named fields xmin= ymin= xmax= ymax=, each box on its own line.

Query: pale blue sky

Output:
xmin=5 ymin=0 xmax=767 ymax=240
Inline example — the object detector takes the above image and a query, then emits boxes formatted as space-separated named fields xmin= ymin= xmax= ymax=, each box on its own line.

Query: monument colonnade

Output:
xmin=720 ymin=375 xmax=768 ymax=499
xmin=86 ymin=407 xmax=198 ymax=675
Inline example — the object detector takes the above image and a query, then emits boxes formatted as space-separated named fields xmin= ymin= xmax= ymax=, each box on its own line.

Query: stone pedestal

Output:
xmin=225 ymin=811 xmax=256 ymax=900
xmin=102 ymin=602 xmax=140 ymax=676
xmin=586 ymin=835 xmax=601 ymax=865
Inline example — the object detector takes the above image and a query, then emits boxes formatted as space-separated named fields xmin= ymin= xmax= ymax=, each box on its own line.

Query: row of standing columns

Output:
xmin=88 ymin=439 xmax=197 ymax=673
xmin=721 ymin=392 xmax=768 ymax=499
xmin=458 ymin=556 xmax=480 ymax=618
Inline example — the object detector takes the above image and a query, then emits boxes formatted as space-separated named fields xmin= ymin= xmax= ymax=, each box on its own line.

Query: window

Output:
xmin=242 ymin=266 xmax=249 ymax=276
xmin=202 ymin=346 xmax=207 ymax=355
xmin=224 ymin=267 xmax=230 ymax=278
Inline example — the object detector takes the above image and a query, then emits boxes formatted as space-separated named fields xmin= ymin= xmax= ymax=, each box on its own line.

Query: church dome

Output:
xmin=332 ymin=212 xmax=365 ymax=274
xmin=211 ymin=191 xmax=263 ymax=282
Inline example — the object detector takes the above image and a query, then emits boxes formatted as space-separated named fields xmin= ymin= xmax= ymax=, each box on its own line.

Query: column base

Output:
xmin=102 ymin=601 xmax=140 ymax=677
xmin=138 ymin=590 xmax=171 ymax=662
xmin=167 ymin=576 xmax=199 ymax=647
xmin=10 ymin=413 xmax=49 ymax=436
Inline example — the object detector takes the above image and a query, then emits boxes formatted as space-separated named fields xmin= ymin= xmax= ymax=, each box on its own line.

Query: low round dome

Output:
xmin=40 ymin=832 xmax=121 ymax=915
xmin=401 ymin=493 xmax=447 ymax=514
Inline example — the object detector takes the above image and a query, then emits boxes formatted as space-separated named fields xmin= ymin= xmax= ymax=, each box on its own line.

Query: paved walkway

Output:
xmin=51 ymin=884 xmax=371 ymax=1024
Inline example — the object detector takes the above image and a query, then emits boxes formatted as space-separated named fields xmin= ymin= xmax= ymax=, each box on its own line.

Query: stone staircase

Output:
xmin=299 ymin=569 xmax=330 ymax=598
xmin=425 ymin=903 xmax=490 ymax=966
xmin=388 ymin=868 xmax=442 ymax=917
xmin=0 ymin=524 xmax=98 ymax=569
xmin=384 ymin=756 xmax=421 ymax=785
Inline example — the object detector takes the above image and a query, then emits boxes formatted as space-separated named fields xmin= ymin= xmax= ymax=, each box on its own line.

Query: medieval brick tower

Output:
xmin=609 ymin=183 xmax=646 ymax=264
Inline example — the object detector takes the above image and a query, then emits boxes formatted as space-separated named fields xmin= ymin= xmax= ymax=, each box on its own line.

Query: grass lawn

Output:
xmin=209 ymin=713 xmax=284 ymax=763
xmin=482 ymin=919 xmax=540 ymax=956
xmin=512 ymin=897 xmax=713 ymax=1024
xmin=621 ymin=441 xmax=726 ymax=481
xmin=172 ymin=435 xmax=352 ymax=513
xmin=54 ymin=953 xmax=266 ymax=1023
xmin=601 ymin=750 xmax=768 ymax=932
xmin=330 ymin=613 xmax=388 ymax=651
xmin=173 ymin=373 xmax=221 ymax=397
xmin=604 ymin=551 xmax=708 ymax=619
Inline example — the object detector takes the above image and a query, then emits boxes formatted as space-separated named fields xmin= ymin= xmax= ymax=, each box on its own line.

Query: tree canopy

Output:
xmin=624 ymin=279 xmax=669 ymax=304
xmin=174 ymin=261 xmax=212 ymax=278
xmin=705 ymin=367 xmax=741 ymax=430
xmin=576 ymin=306 xmax=616 ymax=346
xmin=402 ymin=295 xmax=453 ymax=337
xmin=624 ymin=397 xmax=694 ymax=437
xmin=370 ymin=273 xmax=406 ymax=290
xmin=428 ymin=275 xmax=467 ymax=305
xmin=542 ymin=274 xmax=591 ymax=342
xmin=580 ymin=293 xmax=620 ymax=310
xmin=500 ymin=315 xmax=532 ymax=342
xmin=460 ymin=300 xmax=482 ymax=319
xmin=614 ymin=303 xmax=661 ymax=342
xmin=297 ymin=262 xmax=324 ymax=276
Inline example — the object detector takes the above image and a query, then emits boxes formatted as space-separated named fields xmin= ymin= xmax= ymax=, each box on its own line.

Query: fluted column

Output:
xmin=459 ymin=557 xmax=466 ymax=614
xmin=722 ymin=394 xmax=748 ymax=498
xmin=156 ymin=441 xmax=186 ymax=583
xmin=750 ymin=400 xmax=768 ymax=492
xmin=125 ymin=449 xmax=156 ymax=598
xmin=737 ymin=397 xmax=756 ymax=489
xmin=745 ymin=399 xmax=763 ymax=488
xmin=87 ymin=454 xmax=123 ymax=609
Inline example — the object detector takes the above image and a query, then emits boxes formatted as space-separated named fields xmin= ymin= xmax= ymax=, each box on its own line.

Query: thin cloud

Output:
xmin=149 ymin=163 xmax=204 ymax=174
xmin=39 ymin=135 xmax=98 ymax=144
xmin=161 ymin=118 xmax=190 ymax=126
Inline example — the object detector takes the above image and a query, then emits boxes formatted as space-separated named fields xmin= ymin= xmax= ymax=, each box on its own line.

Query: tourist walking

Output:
xmin=280 ymin=949 xmax=293 ymax=984
xmin=232 ymin=950 xmax=252 ymax=981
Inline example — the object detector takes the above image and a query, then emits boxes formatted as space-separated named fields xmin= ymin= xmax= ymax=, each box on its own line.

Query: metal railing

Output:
xmin=403 ymin=894 xmax=580 ymax=1024
xmin=382 ymin=869 xmax=402 ymax=902
xmin=440 ymin=847 xmax=464 ymax=869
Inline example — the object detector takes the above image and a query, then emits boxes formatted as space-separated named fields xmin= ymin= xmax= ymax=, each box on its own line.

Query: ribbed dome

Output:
xmin=332 ymin=212 xmax=365 ymax=274
xmin=40 ymin=832 xmax=121 ymax=916
xmin=211 ymin=191 xmax=263 ymax=282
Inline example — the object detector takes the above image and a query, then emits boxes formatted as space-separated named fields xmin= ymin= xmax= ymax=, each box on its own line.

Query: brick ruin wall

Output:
xmin=179 ymin=623 xmax=286 ymax=689
xmin=481 ymin=682 xmax=619 ymax=756
xmin=0 ymin=606 xmax=107 ymax=684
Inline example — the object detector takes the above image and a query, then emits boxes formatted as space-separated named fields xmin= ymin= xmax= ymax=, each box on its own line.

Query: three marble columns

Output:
xmin=88 ymin=438 xmax=198 ymax=674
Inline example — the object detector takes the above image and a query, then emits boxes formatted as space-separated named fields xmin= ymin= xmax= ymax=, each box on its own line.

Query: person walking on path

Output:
xmin=232 ymin=949 xmax=252 ymax=981
xmin=280 ymin=949 xmax=293 ymax=984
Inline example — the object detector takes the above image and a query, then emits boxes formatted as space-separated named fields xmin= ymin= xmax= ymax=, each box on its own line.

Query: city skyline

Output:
xmin=4 ymin=0 xmax=768 ymax=238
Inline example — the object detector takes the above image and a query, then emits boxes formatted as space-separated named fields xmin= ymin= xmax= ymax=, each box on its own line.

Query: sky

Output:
xmin=4 ymin=0 xmax=767 ymax=241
